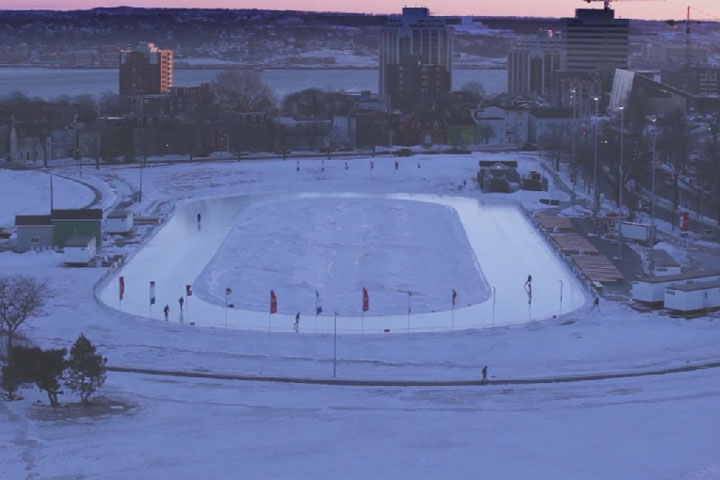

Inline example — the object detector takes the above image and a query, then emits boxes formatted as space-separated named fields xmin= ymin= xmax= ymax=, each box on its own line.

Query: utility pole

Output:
xmin=618 ymin=105 xmax=625 ymax=211
xmin=593 ymin=96 xmax=601 ymax=229
xmin=650 ymin=115 xmax=658 ymax=275
xmin=571 ymin=88 xmax=577 ymax=192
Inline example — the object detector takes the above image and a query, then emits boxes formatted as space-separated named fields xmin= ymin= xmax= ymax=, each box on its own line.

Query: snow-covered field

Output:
xmin=2 ymin=153 xmax=720 ymax=479
xmin=0 ymin=170 xmax=95 ymax=226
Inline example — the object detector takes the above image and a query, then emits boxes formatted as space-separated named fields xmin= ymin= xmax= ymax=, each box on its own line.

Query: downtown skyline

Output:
xmin=2 ymin=0 xmax=719 ymax=21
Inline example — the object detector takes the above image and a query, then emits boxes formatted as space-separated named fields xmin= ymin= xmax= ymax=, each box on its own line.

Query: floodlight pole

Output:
xmin=333 ymin=312 xmax=337 ymax=378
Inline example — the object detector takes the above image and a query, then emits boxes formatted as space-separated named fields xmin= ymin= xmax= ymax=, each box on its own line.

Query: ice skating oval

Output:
xmin=98 ymin=193 xmax=588 ymax=333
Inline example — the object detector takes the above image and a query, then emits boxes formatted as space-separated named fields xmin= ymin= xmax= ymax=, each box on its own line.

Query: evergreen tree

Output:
xmin=33 ymin=348 xmax=67 ymax=407
xmin=65 ymin=334 xmax=107 ymax=405
xmin=2 ymin=346 xmax=65 ymax=406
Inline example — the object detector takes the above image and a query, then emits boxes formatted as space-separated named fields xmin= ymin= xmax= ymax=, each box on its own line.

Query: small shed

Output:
xmin=63 ymin=236 xmax=96 ymax=265
xmin=106 ymin=210 xmax=134 ymax=234
xmin=631 ymin=270 xmax=720 ymax=304
xmin=664 ymin=280 xmax=720 ymax=313
xmin=51 ymin=209 xmax=102 ymax=249
xmin=14 ymin=215 xmax=53 ymax=252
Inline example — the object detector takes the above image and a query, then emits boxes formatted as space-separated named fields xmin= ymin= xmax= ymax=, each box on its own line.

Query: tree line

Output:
xmin=0 ymin=275 xmax=107 ymax=407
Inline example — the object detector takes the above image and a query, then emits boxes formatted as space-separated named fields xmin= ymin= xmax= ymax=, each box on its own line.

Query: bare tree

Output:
xmin=0 ymin=276 xmax=48 ymax=360
xmin=657 ymin=114 xmax=691 ymax=230
xmin=460 ymin=81 xmax=486 ymax=99
xmin=538 ymin=123 xmax=566 ymax=171
xmin=211 ymin=70 xmax=275 ymax=112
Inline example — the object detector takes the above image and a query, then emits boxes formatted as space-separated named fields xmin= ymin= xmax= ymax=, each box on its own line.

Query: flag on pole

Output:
xmin=452 ymin=289 xmax=457 ymax=306
xmin=362 ymin=287 xmax=370 ymax=312
xmin=149 ymin=281 xmax=156 ymax=305
xmin=119 ymin=276 xmax=125 ymax=301
xmin=315 ymin=290 xmax=322 ymax=315
xmin=226 ymin=287 xmax=234 ymax=308
xmin=270 ymin=290 xmax=278 ymax=314
xmin=186 ymin=284 xmax=193 ymax=296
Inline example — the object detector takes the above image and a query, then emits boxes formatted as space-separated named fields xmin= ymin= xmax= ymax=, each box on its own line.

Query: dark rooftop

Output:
xmin=15 ymin=215 xmax=52 ymax=226
xmin=51 ymin=209 xmax=103 ymax=220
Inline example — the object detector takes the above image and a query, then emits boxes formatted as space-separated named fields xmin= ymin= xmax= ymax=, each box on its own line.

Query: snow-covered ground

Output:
xmin=2 ymin=153 xmax=720 ymax=478
xmin=0 ymin=170 xmax=95 ymax=227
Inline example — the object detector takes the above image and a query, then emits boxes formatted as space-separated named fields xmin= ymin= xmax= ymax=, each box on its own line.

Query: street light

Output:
xmin=649 ymin=115 xmax=658 ymax=275
xmin=618 ymin=105 xmax=625 ymax=212
xmin=593 ymin=95 xmax=601 ymax=226
xmin=333 ymin=311 xmax=337 ymax=378
xmin=571 ymin=88 xmax=577 ymax=191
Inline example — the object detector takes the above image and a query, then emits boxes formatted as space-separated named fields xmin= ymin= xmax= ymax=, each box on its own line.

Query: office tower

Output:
xmin=562 ymin=8 xmax=628 ymax=91
xmin=379 ymin=7 xmax=452 ymax=111
xmin=508 ymin=29 xmax=563 ymax=98
xmin=119 ymin=42 xmax=174 ymax=95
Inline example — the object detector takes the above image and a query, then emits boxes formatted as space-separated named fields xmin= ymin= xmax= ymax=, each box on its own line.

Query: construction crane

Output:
xmin=583 ymin=0 xmax=660 ymax=12
xmin=666 ymin=6 xmax=720 ymax=64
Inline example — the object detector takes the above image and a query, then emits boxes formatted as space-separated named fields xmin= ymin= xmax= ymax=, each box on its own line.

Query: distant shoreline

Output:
xmin=0 ymin=64 xmax=506 ymax=71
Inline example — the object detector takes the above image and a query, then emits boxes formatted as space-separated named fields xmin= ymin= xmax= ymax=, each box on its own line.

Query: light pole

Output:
xmin=559 ymin=280 xmax=563 ymax=318
xmin=492 ymin=286 xmax=496 ymax=327
xmin=593 ymin=96 xmax=601 ymax=226
xmin=333 ymin=311 xmax=337 ymax=378
xmin=571 ymin=88 xmax=577 ymax=192
xmin=618 ymin=105 xmax=625 ymax=212
xmin=407 ymin=292 xmax=411 ymax=335
xmin=650 ymin=115 xmax=658 ymax=275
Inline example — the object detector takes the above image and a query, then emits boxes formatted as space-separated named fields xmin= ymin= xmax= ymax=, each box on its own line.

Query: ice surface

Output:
xmin=99 ymin=192 xmax=587 ymax=333
xmin=195 ymin=196 xmax=489 ymax=316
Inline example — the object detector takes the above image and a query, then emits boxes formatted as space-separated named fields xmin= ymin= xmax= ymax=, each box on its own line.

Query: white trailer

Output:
xmin=63 ymin=236 xmax=96 ymax=266
xmin=631 ymin=270 xmax=720 ymax=304
xmin=617 ymin=221 xmax=655 ymax=243
xmin=664 ymin=280 xmax=720 ymax=313
xmin=106 ymin=210 xmax=134 ymax=234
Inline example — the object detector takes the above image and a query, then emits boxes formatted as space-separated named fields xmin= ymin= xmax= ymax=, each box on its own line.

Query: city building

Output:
xmin=561 ymin=8 xmax=629 ymax=93
xmin=119 ymin=42 xmax=174 ymax=95
xmin=507 ymin=29 xmax=563 ymax=99
xmin=379 ymin=7 xmax=452 ymax=111
xmin=662 ymin=65 xmax=720 ymax=97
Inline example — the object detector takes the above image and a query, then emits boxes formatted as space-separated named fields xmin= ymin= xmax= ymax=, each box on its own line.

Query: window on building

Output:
xmin=30 ymin=236 xmax=40 ymax=244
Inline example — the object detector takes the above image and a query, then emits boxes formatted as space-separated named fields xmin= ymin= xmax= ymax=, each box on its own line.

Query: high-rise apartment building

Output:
xmin=561 ymin=8 xmax=628 ymax=91
xmin=119 ymin=42 xmax=174 ymax=95
xmin=379 ymin=7 xmax=452 ymax=111
xmin=507 ymin=29 xmax=563 ymax=98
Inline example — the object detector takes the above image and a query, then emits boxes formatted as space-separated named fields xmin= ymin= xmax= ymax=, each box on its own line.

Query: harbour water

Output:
xmin=0 ymin=67 xmax=507 ymax=99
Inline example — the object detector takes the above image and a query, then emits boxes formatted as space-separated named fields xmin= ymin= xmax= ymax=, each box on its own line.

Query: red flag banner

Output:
xmin=362 ymin=287 xmax=370 ymax=312
xmin=119 ymin=276 xmax=125 ymax=301
xmin=270 ymin=290 xmax=278 ymax=314
xmin=186 ymin=284 xmax=193 ymax=296
xmin=452 ymin=289 xmax=457 ymax=306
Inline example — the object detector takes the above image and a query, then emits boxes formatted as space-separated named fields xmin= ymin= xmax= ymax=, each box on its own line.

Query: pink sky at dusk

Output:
xmin=2 ymin=0 xmax=719 ymax=21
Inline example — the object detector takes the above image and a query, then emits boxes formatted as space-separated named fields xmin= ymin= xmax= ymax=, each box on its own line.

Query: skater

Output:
xmin=417 ymin=162 xmax=421 ymax=169
xmin=344 ymin=161 xmax=349 ymax=171
xmin=593 ymin=296 xmax=600 ymax=311
xmin=294 ymin=312 xmax=300 ymax=333
xmin=482 ymin=366 xmax=488 ymax=383
xmin=197 ymin=213 xmax=201 ymax=223
xmin=178 ymin=296 xmax=184 ymax=311
xmin=296 ymin=160 xmax=300 ymax=172
xmin=163 ymin=304 xmax=170 ymax=321
xmin=524 ymin=274 xmax=532 ymax=288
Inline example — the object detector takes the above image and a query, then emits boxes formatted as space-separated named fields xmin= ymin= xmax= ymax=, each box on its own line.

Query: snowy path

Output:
xmin=99 ymin=193 xmax=587 ymax=333
xmin=107 ymin=356 xmax=720 ymax=386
